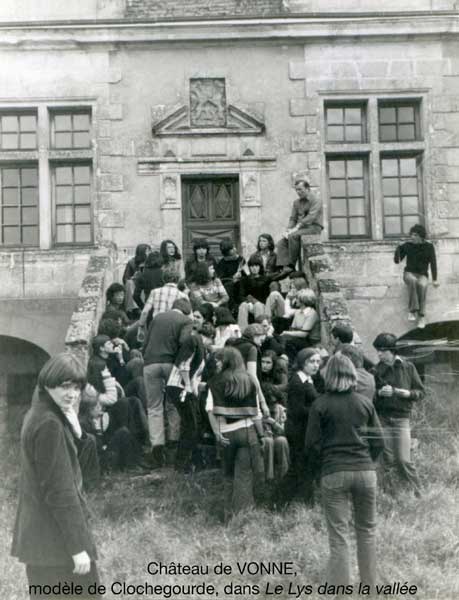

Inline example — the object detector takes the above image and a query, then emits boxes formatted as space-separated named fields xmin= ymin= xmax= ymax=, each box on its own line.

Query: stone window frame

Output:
xmin=378 ymin=99 xmax=422 ymax=144
xmin=0 ymin=110 xmax=37 ymax=151
xmin=322 ymin=93 xmax=427 ymax=241
xmin=0 ymin=101 xmax=94 ymax=250
xmin=324 ymin=100 xmax=368 ymax=144
xmin=50 ymin=109 xmax=92 ymax=150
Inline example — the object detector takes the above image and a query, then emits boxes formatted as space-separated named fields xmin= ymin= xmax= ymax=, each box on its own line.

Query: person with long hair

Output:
xmin=305 ymin=353 xmax=385 ymax=592
xmin=206 ymin=347 xmax=265 ymax=519
xmin=213 ymin=306 xmax=241 ymax=349
xmin=122 ymin=243 xmax=152 ymax=319
xmin=184 ymin=238 xmax=217 ymax=283
xmin=11 ymin=353 xmax=101 ymax=599
xmin=189 ymin=262 xmax=229 ymax=309
xmin=133 ymin=250 xmax=164 ymax=310
xmin=249 ymin=233 xmax=277 ymax=275
xmin=276 ymin=347 xmax=322 ymax=507
xmin=281 ymin=288 xmax=321 ymax=363
xmin=159 ymin=239 xmax=182 ymax=272
xmin=216 ymin=238 xmax=246 ymax=311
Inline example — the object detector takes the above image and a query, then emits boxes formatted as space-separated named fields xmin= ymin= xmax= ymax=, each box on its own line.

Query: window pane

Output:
xmin=400 ymin=158 xmax=417 ymax=176
xmin=382 ymin=159 xmax=399 ymax=177
xmin=402 ymin=216 xmax=420 ymax=234
xmin=349 ymin=217 xmax=366 ymax=235
xmin=73 ymin=132 xmax=90 ymax=148
xmin=22 ymin=206 xmax=38 ymax=225
xmin=347 ymin=161 xmax=363 ymax=178
xmin=55 ymin=132 xmax=72 ymax=148
xmin=330 ymin=198 xmax=347 ymax=217
xmin=380 ymin=125 xmax=396 ymax=142
xmin=20 ymin=133 xmax=37 ymax=149
xmin=2 ymin=169 xmax=19 ymax=186
xmin=327 ymin=108 xmax=343 ymax=124
xmin=75 ymin=225 xmax=91 ymax=243
xmin=74 ymin=166 xmax=90 ymax=184
xmin=398 ymin=124 xmax=415 ymax=141
xmin=400 ymin=178 xmax=418 ymax=195
xmin=330 ymin=218 xmax=348 ymax=236
xmin=3 ymin=188 xmax=19 ymax=205
xmin=344 ymin=108 xmax=361 ymax=124
xmin=3 ymin=207 xmax=19 ymax=225
xmin=56 ymin=186 xmax=73 ymax=204
xmin=75 ymin=206 xmax=91 ymax=222
xmin=21 ymin=188 xmax=38 ymax=206
xmin=345 ymin=126 xmax=362 ymax=142
xmin=347 ymin=180 xmax=363 ymax=197
xmin=2 ymin=133 xmax=19 ymax=149
xmin=379 ymin=107 xmax=396 ymax=124
xmin=327 ymin=126 xmax=344 ymax=142
xmin=3 ymin=227 xmax=20 ymax=244
xmin=74 ymin=186 xmax=90 ymax=204
xmin=383 ymin=178 xmax=399 ymax=196
xmin=22 ymin=226 xmax=38 ymax=246
xmin=402 ymin=196 xmax=419 ymax=214
xmin=54 ymin=115 xmax=72 ymax=131
xmin=330 ymin=180 xmax=346 ymax=197
xmin=73 ymin=114 xmax=90 ymax=130
xmin=55 ymin=167 xmax=73 ymax=185
xmin=384 ymin=197 xmax=401 ymax=216
xmin=398 ymin=106 xmax=414 ymax=122
xmin=348 ymin=197 xmax=365 ymax=216
xmin=21 ymin=168 xmax=38 ymax=186
xmin=56 ymin=224 xmax=74 ymax=243
xmin=328 ymin=161 xmax=345 ymax=178
xmin=385 ymin=216 xmax=401 ymax=235
xmin=19 ymin=115 xmax=36 ymax=131
xmin=1 ymin=116 xmax=18 ymax=132
xmin=56 ymin=206 xmax=73 ymax=223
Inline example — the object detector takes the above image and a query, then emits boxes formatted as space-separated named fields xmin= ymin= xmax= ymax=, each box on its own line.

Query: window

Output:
xmin=381 ymin=155 xmax=423 ymax=236
xmin=53 ymin=164 xmax=92 ymax=244
xmin=327 ymin=157 xmax=369 ymax=238
xmin=51 ymin=111 xmax=91 ymax=149
xmin=378 ymin=101 xmax=421 ymax=142
xmin=0 ymin=112 xmax=37 ymax=150
xmin=0 ymin=105 xmax=93 ymax=248
xmin=324 ymin=96 xmax=425 ymax=240
xmin=325 ymin=103 xmax=366 ymax=143
xmin=0 ymin=165 xmax=39 ymax=246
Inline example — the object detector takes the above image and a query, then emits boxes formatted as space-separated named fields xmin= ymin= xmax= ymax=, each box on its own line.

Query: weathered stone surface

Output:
xmin=98 ymin=210 xmax=125 ymax=228
xmin=100 ymin=174 xmax=124 ymax=192
xmin=291 ymin=135 xmax=308 ymax=152
xmin=318 ymin=278 xmax=341 ymax=293
xmin=309 ymin=255 xmax=333 ymax=274
xmin=289 ymin=61 xmax=306 ymax=80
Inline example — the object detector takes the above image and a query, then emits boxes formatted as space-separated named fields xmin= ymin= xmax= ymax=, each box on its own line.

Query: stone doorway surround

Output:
xmin=137 ymin=155 xmax=276 ymax=256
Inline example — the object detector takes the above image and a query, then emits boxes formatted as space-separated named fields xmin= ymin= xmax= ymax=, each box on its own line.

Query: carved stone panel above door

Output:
xmin=151 ymin=78 xmax=265 ymax=137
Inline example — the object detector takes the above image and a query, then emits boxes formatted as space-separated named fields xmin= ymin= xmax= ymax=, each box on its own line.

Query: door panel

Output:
xmin=182 ymin=177 xmax=240 ymax=259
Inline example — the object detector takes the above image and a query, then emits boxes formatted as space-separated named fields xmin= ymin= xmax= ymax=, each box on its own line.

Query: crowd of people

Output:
xmin=12 ymin=175 xmax=434 ymax=597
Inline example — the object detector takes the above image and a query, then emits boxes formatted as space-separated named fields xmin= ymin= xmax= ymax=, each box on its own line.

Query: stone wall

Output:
xmin=125 ymin=0 xmax=284 ymax=19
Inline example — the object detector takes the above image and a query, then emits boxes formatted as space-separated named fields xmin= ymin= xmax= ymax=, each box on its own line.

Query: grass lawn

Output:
xmin=1 ymin=374 xmax=458 ymax=600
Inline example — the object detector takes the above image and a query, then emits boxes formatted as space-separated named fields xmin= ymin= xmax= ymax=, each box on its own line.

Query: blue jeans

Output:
xmin=379 ymin=416 xmax=421 ymax=493
xmin=321 ymin=470 xmax=377 ymax=589
xmin=221 ymin=427 xmax=265 ymax=519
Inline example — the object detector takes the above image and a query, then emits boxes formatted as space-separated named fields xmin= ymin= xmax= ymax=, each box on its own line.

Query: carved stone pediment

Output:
xmin=152 ymin=103 xmax=265 ymax=137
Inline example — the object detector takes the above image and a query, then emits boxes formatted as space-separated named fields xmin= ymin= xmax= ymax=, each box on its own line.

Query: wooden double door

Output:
xmin=182 ymin=176 xmax=240 ymax=260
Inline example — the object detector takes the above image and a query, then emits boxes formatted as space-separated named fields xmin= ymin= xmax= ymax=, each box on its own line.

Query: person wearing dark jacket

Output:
xmin=166 ymin=322 xmax=215 ymax=471
xmin=249 ymin=233 xmax=277 ymax=275
xmin=372 ymin=332 xmax=424 ymax=495
xmin=11 ymin=353 xmax=100 ymax=599
xmin=216 ymin=239 xmax=246 ymax=312
xmin=276 ymin=347 xmax=322 ymax=507
xmin=394 ymin=224 xmax=439 ymax=329
xmin=184 ymin=238 xmax=217 ymax=283
xmin=305 ymin=353 xmax=384 ymax=592
xmin=143 ymin=298 xmax=193 ymax=467
xmin=133 ymin=250 xmax=163 ymax=311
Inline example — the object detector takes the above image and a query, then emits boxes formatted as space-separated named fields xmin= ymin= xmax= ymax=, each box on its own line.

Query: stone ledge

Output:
xmin=65 ymin=248 xmax=116 ymax=364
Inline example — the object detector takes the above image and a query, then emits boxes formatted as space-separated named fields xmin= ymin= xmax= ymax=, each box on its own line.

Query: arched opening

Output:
xmin=0 ymin=336 xmax=50 ymax=439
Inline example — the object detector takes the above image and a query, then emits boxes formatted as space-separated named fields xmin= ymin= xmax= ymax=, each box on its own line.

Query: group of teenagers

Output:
xmin=12 ymin=229 xmax=427 ymax=598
